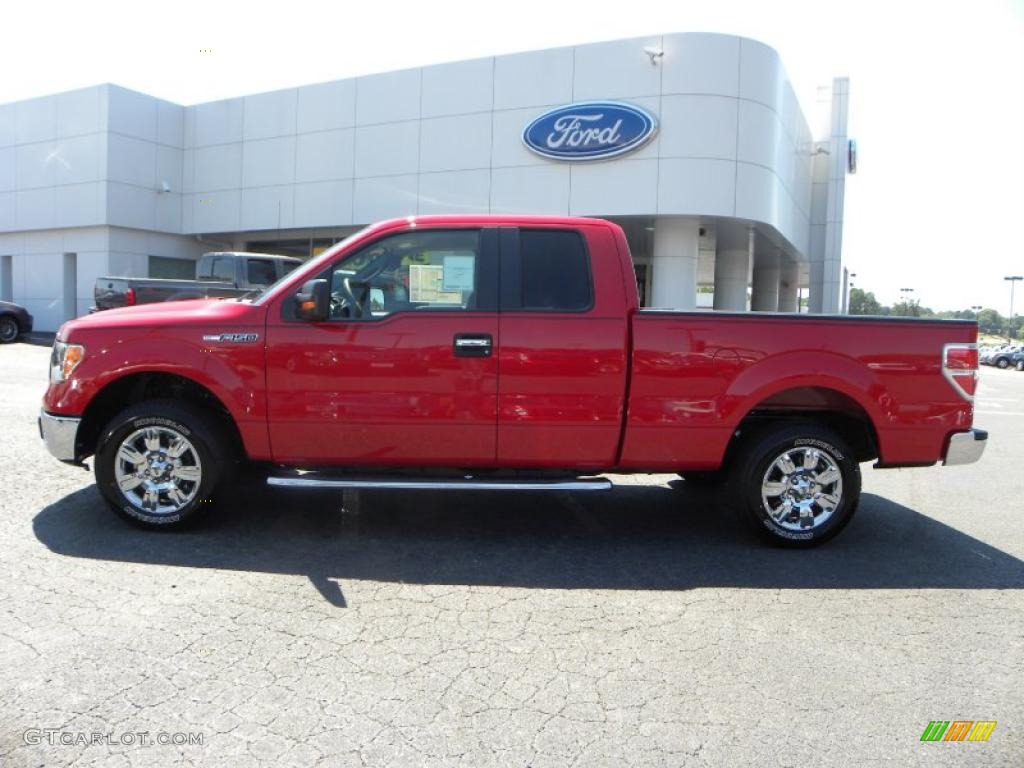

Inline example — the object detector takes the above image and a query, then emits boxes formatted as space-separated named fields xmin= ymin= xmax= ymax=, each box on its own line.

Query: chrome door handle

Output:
xmin=454 ymin=334 xmax=493 ymax=357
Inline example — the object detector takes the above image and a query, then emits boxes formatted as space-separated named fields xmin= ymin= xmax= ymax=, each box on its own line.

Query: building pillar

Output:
xmin=650 ymin=217 xmax=699 ymax=310
xmin=751 ymin=253 xmax=780 ymax=312
xmin=713 ymin=225 xmax=751 ymax=311
xmin=807 ymin=76 xmax=851 ymax=314
xmin=778 ymin=260 xmax=799 ymax=312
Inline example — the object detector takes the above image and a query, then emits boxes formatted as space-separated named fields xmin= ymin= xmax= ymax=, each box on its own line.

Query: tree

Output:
xmin=1008 ymin=315 xmax=1022 ymax=340
xmin=848 ymin=287 xmax=884 ymax=315
xmin=891 ymin=299 xmax=923 ymax=318
xmin=976 ymin=309 xmax=1004 ymax=335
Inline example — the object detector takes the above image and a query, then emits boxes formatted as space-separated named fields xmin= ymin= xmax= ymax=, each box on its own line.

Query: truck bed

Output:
xmin=93 ymin=277 xmax=244 ymax=310
xmin=619 ymin=310 xmax=977 ymax=470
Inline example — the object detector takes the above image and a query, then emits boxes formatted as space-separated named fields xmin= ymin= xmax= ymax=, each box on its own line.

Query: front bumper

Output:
xmin=943 ymin=428 xmax=987 ymax=466
xmin=38 ymin=410 xmax=81 ymax=463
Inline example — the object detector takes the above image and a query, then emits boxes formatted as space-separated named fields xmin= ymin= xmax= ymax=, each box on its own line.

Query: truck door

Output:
xmin=496 ymin=226 xmax=629 ymax=469
xmin=265 ymin=227 xmax=500 ymax=466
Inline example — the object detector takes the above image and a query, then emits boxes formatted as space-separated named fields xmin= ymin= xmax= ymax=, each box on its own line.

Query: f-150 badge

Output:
xmin=201 ymin=333 xmax=260 ymax=343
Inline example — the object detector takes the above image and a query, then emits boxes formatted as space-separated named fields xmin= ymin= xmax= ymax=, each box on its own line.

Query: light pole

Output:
xmin=1005 ymin=276 xmax=1023 ymax=341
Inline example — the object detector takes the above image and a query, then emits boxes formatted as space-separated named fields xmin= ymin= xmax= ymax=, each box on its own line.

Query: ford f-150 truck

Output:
xmin=39 ymin=216 xmax=986 ymax=546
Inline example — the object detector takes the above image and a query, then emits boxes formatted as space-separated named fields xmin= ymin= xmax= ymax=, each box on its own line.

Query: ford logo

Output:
xmin=522 ymin=101 xmax=658 ymax=161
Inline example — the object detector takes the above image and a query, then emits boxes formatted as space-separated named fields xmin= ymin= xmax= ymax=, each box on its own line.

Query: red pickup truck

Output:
xmin=40 ymin=215 xmax=985 ymax=546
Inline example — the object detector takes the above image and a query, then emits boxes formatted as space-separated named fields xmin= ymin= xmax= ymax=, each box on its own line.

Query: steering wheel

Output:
xmin=330 ymin=277 xmax=362 ymax=318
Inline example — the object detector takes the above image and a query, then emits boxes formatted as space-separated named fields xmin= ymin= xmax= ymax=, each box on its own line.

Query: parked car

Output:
xmin=1011 ymin=350 xmax=1024 ymax=371
xmin=0 ymin=300 xmax=33 ymax=343
xmin=988 ymin=345 xmax=1022 ymax=369
xmin=93 ymin=252 xmax=302 ymax=311
xmin=40 ymin=215 xmax=986 ymax=547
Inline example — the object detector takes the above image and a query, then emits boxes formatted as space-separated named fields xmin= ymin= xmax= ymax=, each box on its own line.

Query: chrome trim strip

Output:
xmin=454 ymin=338 xmax=491 ymax=347
xmin=943 ymin=428 xmax=987 ymax=466
xmin=39 ymin=410 xmax=81 ymax=462
xmin=267 ymin=476 xmax=612 ymax=491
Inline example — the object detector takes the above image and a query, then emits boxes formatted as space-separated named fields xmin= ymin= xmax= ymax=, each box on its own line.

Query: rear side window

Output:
xmin=520 ymin=229 xmax=592 ymax=311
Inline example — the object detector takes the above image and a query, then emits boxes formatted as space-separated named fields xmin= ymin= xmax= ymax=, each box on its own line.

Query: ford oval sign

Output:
xmin=522 ymin=101 xmax=658 ymax=161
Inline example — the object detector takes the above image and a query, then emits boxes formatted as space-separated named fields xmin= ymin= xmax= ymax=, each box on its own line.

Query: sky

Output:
xmin=2 ymin=0 xmax=1022 ymax=313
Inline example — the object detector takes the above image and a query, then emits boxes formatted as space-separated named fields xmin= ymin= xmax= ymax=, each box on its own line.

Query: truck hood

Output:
xmin=59 ymin=298 xmax=264 ymax=338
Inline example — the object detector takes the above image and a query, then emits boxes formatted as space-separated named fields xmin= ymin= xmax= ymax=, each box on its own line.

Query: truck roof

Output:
xmin=372 ymin=215 xmax=620 ymax=229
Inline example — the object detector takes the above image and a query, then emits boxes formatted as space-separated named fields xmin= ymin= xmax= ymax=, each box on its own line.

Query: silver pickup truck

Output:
xmin=93 ymin=252 xmax=302 ymax=311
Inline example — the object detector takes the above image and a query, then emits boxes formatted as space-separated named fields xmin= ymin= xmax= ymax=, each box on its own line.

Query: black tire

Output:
xmin=996 ymin=357 xmax=1010 ymax=369
xmin=731 ymin=423 xmax=861 ymax=548
xmin=1016 ymin=360 xmax=1024 ymax=372
xmin=95 ymin=400 xmax=229 ymax=530
xmin=678 ymin=470 xmax=728 ymax=486
xmin=0 ymin=316 xmax=18 ymax=343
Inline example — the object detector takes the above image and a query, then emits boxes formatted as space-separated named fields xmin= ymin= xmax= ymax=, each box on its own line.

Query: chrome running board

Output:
xmin=266 ymin=474 xmax=612 ymax=491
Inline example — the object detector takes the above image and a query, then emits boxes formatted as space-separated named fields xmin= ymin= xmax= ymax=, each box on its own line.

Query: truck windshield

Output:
xmin=248 ymin=226 xmax=375 ymax=304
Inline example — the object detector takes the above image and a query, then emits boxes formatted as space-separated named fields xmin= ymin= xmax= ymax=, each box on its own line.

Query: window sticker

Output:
xmin=439 ymin=252 xmax=476 ymax=292
xmin=408 ymin=264 xmax=463 ymax=304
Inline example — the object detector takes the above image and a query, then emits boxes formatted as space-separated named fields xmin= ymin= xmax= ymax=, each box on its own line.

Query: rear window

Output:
xmin=520 ymin=229 xmax=592 ymax=311
xmin=210 ymin=257 xmax=234 ymax=281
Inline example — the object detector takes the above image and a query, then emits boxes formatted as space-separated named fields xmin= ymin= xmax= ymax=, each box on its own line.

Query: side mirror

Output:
xmin=296 ymin=279 xmax=329 ymax=322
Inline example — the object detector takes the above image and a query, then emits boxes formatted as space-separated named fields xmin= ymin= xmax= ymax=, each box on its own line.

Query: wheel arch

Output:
xmin=76 ymin=371 xmax=245 ymax=462
xmin=726 ymin=384 xmax=882 ymax=464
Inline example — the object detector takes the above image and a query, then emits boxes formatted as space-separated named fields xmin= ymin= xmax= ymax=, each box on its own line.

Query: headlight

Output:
xmin=50 ymin=341 xmax=85 ymax=382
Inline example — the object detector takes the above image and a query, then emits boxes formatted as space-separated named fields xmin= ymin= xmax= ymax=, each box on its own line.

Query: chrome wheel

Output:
xmin=113 ymin=426 xmax=202 ymax=515
xmin=760 ymin=445 xmax=843 ymax=532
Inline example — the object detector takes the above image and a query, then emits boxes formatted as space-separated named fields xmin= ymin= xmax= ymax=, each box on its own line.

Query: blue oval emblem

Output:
xmin=522 ymin=101 xmax=658 ymax=161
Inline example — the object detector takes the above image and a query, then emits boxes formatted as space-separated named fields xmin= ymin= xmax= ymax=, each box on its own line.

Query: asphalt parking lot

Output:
xmin=1 ymin=339 xmax=1022 ymax=767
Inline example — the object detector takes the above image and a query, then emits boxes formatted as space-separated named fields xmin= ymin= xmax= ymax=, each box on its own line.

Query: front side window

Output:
xmin=324 ymin=230 xmax=481 ymax=320
xmin=520 ymin=229 xmax=592 ymax=311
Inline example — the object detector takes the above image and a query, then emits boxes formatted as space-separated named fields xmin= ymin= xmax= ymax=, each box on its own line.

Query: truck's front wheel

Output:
xmin=95 ymin=400 xmax=227 ymax=530
xmin=733 ymin=424 xmax=861 ymax=547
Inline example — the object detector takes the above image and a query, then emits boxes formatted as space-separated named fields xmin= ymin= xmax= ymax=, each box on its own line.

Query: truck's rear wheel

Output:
xmin=95 ymin=400 xmax=228 ymax=530
xmin=732 ymin=424 xmax=860 ymax=547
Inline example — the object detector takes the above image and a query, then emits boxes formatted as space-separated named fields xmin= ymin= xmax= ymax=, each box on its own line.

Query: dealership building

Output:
xmin=0 ymin=32 xmax=851 ymax=332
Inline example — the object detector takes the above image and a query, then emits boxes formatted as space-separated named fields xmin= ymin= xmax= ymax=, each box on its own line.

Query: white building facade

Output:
xmin=0 ymin=32 xmax=851 ymax=332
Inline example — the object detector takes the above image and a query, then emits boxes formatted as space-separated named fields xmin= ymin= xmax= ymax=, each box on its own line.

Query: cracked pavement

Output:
xmin=1 ymin=341 xmax=1022 ymax=766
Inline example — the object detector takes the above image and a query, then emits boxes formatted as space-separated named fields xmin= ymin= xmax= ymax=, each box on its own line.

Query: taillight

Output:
xmin=943 ymin=343 xmax=978 ymax=401
xmin=125 ymin=288 xmax=136 ymax=306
